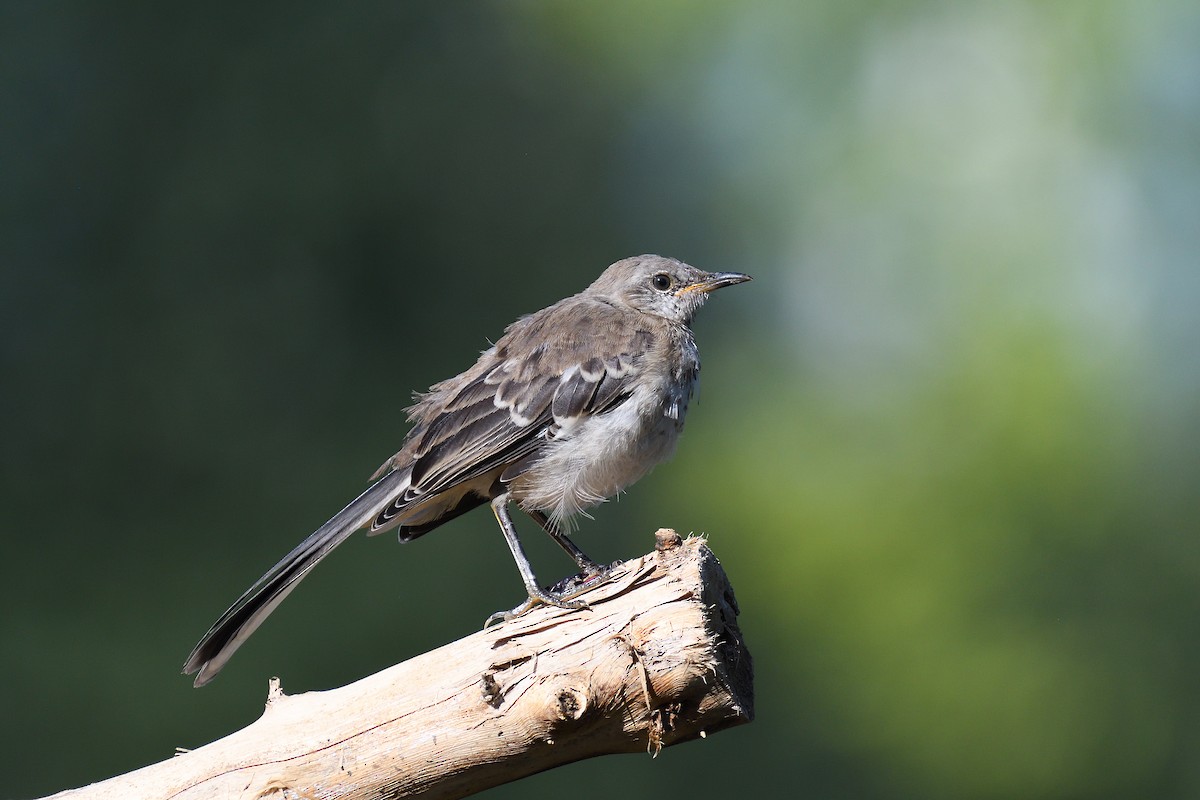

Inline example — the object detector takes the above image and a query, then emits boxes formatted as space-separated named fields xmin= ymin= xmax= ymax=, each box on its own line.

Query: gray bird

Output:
xmin=183 ymin=254 xmax=750 ymax=686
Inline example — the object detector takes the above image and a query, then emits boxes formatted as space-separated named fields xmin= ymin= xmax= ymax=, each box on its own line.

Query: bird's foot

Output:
xmin=483 ymin=561 xmax=626 ymax=628
xmin=549 ymin=559 xmax=623 ymax=596
xmin=484 ymin=587 xmax=587 ymax=627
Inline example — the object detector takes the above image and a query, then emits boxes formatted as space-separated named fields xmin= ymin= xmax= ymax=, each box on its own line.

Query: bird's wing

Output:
xmin=369 ymin=303 xmax=655 ymax=532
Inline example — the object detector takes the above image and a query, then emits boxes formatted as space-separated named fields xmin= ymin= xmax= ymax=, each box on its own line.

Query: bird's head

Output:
xmin=587 ymin=254 xmax=752 ymax=326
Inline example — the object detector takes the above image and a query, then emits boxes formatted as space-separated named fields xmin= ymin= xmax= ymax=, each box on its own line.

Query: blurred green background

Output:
xmin=3 ymin=1 xmax=1198 ymax=798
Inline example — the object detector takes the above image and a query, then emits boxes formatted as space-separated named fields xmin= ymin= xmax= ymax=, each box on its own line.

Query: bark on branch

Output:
xmin=44 ymin=531 xmax=754 ymax=800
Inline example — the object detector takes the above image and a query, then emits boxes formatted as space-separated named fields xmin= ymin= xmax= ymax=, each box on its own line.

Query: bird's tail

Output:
xmin=182 ymin=468 xmax=410 ymax=687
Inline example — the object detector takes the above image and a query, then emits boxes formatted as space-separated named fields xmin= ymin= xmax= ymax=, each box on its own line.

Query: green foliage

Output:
xmin=2 ymin=2 xmax=1198 ymax=798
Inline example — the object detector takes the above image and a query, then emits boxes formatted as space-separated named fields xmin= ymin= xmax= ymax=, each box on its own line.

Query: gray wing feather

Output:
xmin=373 ymin=323 xmax=653 ymax=530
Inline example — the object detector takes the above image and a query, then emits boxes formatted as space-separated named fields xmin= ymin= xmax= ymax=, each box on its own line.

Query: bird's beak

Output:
xmin=681 ymin=271 xmax=753 ymax=295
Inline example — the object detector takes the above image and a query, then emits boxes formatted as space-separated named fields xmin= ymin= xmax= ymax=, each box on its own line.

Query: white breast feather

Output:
xmin=514 ymin=365 xmax=694 ymax=529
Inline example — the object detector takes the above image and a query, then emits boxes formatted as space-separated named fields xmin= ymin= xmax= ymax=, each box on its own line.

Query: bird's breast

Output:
xmin=510 ymin=370 xmax=696 ymax=528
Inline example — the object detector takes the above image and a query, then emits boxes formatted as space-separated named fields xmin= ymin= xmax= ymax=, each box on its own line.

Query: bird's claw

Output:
xmin=484 ymin=590 xmax=588 ymax=628
xmin=483 ymin=562 xmax=627 ymax=628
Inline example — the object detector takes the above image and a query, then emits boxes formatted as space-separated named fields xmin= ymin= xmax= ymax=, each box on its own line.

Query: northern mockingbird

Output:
xmin=183 ymin=254 xmax=750 ymax=686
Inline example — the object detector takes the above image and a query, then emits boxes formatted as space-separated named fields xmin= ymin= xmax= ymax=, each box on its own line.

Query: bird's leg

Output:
xmin=486 ymin=494 xmax=588 ymax=626
xmin=524 ymin=509 xmax=605 ymax=575
xmin=525 ymin=509 xmax=624 ymax=601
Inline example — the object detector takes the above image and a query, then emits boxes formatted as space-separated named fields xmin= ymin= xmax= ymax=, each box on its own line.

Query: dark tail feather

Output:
xmin=183 ymin=469 xmax=410 ymax=687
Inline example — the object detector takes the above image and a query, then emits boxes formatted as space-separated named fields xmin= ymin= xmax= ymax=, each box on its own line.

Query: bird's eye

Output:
xmin=652 ymin=273 xmax=673 ymax=292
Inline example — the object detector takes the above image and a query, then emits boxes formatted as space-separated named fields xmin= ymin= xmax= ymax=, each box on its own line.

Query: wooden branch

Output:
xmin=44 ymin=531 xmax=753 ymax=800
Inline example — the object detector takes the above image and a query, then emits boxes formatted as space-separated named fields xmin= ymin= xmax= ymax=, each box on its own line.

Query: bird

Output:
xmin=183 ymin=254 xmax=751 ymax=687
